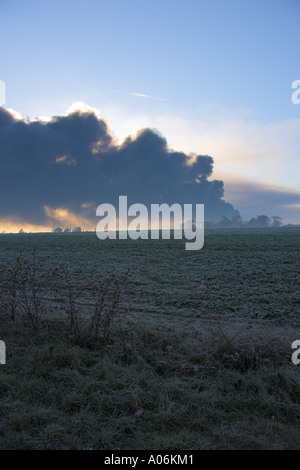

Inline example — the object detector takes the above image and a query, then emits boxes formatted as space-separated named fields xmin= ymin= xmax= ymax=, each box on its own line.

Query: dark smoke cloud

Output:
xmin=0 ymin=106 xmax=239 ymax=226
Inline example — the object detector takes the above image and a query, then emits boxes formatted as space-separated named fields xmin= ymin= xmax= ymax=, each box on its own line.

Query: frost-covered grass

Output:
xmin=0 ymin=228 xmax=299 ymax=449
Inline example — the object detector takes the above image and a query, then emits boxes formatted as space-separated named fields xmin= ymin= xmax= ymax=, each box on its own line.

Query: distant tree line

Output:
xmin=52 ymin=227 xmax=83 ymax=233
xmin=14 ymin=227 xmax=84 ymax=234
xmin=11 ymin=215 xmax=293 ymax=234
xmin=205 ymin=215 xmax=283 ymax=228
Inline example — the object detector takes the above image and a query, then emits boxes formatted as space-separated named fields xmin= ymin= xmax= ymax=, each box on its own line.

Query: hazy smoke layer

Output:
xmin=0 ymin=106 xmax=239 ymax=226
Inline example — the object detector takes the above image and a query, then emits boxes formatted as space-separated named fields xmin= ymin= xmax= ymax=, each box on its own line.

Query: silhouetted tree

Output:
xmin=218 ymin=216 xmax=232 ymax=227
xmin=231 ymin=214 xmax=243 ymax=227
xmin=248 ymin=215 xmax=271 ymax=227
xmin=256 ymin=215 xmax=271 ymax=227
xmin=271 ymin=216 xmax=283 ymax=227
xmin=248 ymin=217 xmax=257 ymax=227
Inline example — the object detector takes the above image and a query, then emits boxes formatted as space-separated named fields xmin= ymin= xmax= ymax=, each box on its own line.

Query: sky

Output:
xmin=0 ymin=0 xmax=300 ymax=231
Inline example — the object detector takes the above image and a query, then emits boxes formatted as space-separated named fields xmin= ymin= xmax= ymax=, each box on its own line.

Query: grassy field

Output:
xmin=0 ymin=228 xmax=299 ymax=449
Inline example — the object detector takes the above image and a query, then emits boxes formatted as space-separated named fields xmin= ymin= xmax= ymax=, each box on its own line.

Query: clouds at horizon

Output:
xmin=0 ymin=105 xmax=240 ymax=230
xmin=223 ymin=179 xmax=300 ymax=223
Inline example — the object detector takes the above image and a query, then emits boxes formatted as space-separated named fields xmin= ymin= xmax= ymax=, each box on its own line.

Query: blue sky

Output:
xmin=1 ymin=0 xmax=300 ymax=227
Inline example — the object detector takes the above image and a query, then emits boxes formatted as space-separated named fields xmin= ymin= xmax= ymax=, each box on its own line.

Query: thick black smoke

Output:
xmin=0 ymin=106 xmax=239 ymax=226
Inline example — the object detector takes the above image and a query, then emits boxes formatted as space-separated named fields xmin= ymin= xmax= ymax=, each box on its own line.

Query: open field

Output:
xmin=0 ymin=228 xmax=299 ymax=449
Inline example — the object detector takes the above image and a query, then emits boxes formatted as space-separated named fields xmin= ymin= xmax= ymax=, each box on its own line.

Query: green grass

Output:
xmin=0 ymin=228 xmax=299 ymax=449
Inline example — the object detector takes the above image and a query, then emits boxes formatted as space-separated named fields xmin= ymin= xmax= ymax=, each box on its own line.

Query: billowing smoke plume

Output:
xmin=0 ymin=106 xmax=239 ymax=228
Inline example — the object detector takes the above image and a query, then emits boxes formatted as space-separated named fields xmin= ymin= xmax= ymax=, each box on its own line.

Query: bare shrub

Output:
xmin=57 ymin=267 xmax=130 ymax=346
xmin=87 ymin=270 xmax=130 ymax=342
xmin=0 ymin=248 xmax=56 ymax=331
xmin=0 ymin=249 xmax=130 ymax=344
xmin=209 ymin=323 xmax=292 ymax=372
xmin=60 ymin=269 xmax=81 ymax=338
